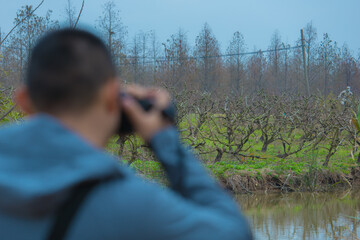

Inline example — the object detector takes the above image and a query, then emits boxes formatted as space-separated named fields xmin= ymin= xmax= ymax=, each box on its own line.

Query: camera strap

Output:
xmin=46 ymin=175 xmax=121 ymax=240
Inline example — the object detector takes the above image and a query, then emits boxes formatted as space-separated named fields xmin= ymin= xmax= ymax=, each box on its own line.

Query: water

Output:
xmin=236 ymin=191 xmax=360 ymax=240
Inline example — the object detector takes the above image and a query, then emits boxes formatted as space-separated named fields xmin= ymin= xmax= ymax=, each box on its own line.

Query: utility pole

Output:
xmin=301 ymin=29 xmax=310 ymax=96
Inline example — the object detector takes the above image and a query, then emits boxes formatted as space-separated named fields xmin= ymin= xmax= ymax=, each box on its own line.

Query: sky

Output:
xmin=0 ymin=0 xmax=359 ymax=54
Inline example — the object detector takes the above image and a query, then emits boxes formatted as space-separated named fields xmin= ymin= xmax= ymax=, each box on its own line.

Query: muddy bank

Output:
xmin=218 ymin=167 xmax=360 ymax=194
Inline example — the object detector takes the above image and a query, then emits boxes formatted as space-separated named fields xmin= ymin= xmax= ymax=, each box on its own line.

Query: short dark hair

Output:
xmin=26 ymin=29 xmax=116 ymax=113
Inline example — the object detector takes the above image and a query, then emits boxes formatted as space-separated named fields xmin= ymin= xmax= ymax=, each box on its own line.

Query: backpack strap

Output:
xmin=46 ymin=176 xmax=119 ymax=240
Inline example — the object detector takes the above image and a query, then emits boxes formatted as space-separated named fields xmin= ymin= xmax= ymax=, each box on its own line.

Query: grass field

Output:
xmin=1 ymin=93 xmax=359 ymax=193
xmin=106 ymin=118 xmax=360 ymax=193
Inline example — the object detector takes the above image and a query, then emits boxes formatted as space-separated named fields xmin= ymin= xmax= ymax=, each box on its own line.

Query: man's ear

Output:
xmin=15 ymin=86 xmax=36 ymax=115
xmin=102 ymin=80 xmax=120 ymax=114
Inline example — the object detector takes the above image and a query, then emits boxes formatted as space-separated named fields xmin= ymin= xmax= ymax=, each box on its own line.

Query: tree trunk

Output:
xmin=214 ymin=149 xmax=224 ymax=163
xmin=261 ymin=142 xmax=268 ymax=152
xmin=357 ymin=152 xmax=360 ymax=165
xmin=323 ymin=153 xmax=331 ymax=167
xmin=116 ymin=136 xmax=126 ymax=156
xmin=130 ymin=151 xmax=137 ymax=165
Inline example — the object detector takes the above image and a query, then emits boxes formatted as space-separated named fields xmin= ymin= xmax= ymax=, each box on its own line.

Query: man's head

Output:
xmin=17 ymin=29 xmax=121 ymax=146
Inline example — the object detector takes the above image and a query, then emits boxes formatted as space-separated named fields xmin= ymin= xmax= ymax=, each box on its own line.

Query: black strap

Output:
xmin=46 ymin=177 xmax=116 ymax=240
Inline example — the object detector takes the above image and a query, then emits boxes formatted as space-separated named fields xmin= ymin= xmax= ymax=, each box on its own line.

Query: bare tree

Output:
xmin=0 ymin=0 xmax=44 ymax=47
xmin=281 ymin=42 xmax=290 ymax=92
xmin=318 ymin=33 xmax=337 ymax=95
xmin=194 ymin=23 xmax=222 ymax=92
xmin=149 ymin=30 xmax=160 ymax=84
xmin=129 ymin=34 xmax=141 ymax=83
xmin=5 ymin=5 xmax=58 ymax=86
xmin=304 ymin=22 xmax=318 ymax=84
xmin=340 ymin=44 xmax=357 ymax=88
xmin=162 ymin=29 xmax=191 ymax=90
xmin=247 ymin=50 xmax=266 ymax=92
xmin=226 ymin=31 xmax=246 ymax=94
xmin=138 ymin=31 xmax=149 ymax=85
xmin=268 ymin=30 xmax=282 ymax=92
xmin=1 ymin=6 xmax=360 ymax=101
xmin=253 ymin=92 xmax=281 ymax=152
xmin=97 ymin=1 xmax=127 ymax=70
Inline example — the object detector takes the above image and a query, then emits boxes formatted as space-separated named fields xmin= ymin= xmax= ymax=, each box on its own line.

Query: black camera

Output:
xmin=118 ymin=92 xmax=176 ymax=135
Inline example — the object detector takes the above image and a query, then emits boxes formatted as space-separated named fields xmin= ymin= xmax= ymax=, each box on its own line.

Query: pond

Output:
xmin=236 ymin=191 xmax=360 ymax=240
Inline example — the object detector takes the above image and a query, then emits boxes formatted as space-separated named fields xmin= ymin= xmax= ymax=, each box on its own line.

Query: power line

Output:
xmin=0 ymin=44 xmax=302 ymax=66
xmin=121 ymin=45 xmax=303 ymax=66
xmin=126 ymin=45 xmax=302 ymax=60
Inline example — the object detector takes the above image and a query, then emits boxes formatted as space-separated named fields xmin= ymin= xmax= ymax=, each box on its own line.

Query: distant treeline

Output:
xmin=1 ymin=1 xmax=359 ymax=97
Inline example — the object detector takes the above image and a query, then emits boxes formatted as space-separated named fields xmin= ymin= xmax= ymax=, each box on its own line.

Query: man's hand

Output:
xmin=120 ymin=84 xmax=172 ymax=142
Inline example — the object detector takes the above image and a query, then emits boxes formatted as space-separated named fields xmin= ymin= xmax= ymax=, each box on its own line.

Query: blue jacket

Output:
xmin=0 ymin=115 xmax=252 ymax=240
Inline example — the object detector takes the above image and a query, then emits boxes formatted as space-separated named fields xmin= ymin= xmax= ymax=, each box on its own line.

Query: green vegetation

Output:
xmin=0 ymin=90 xmax=22 ymax=124
xmin=107 ymin=131 xmax=358 ymax=193
xmin=1 ymin=91 xmax=359 ymax=193
xmin=108 ymin=92 xmax=360 ymax=193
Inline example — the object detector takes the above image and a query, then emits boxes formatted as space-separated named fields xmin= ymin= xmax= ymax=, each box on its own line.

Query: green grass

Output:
xmin=105 ymin=113 xmax=358 ymax=184
xmin=1 ymin=100 xmax=357 ymax=188
xmin=112 ymin=141 xmax=357 ymax=184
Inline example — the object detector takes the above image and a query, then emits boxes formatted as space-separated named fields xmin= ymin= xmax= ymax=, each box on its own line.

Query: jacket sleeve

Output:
xmin=145 ymin=126 xmax=253 ymax=240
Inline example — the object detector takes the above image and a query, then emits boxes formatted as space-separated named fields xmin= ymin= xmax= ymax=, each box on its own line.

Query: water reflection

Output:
xmin=236 ymin=191 xmax=360 ymax=240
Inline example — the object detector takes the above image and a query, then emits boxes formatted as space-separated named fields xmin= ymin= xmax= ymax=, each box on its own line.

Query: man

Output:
xmin=338 ymin=86 xmax=353 ymax=105
xmin=0 ymin=29 xmax=252 ymax=240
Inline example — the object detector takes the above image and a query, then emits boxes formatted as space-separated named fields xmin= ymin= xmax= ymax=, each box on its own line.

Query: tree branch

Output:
xmin=73 ymin=0 xmax=85 ymax=29
xmin=0 ymin=104 xmax=17 ymax=122
xmin=0 ymin=0 xmax=45 ymax=46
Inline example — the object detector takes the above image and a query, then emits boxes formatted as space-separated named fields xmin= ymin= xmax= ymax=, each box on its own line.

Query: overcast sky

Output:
xmin=1 ymin=0 xmax=359 ymax=54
